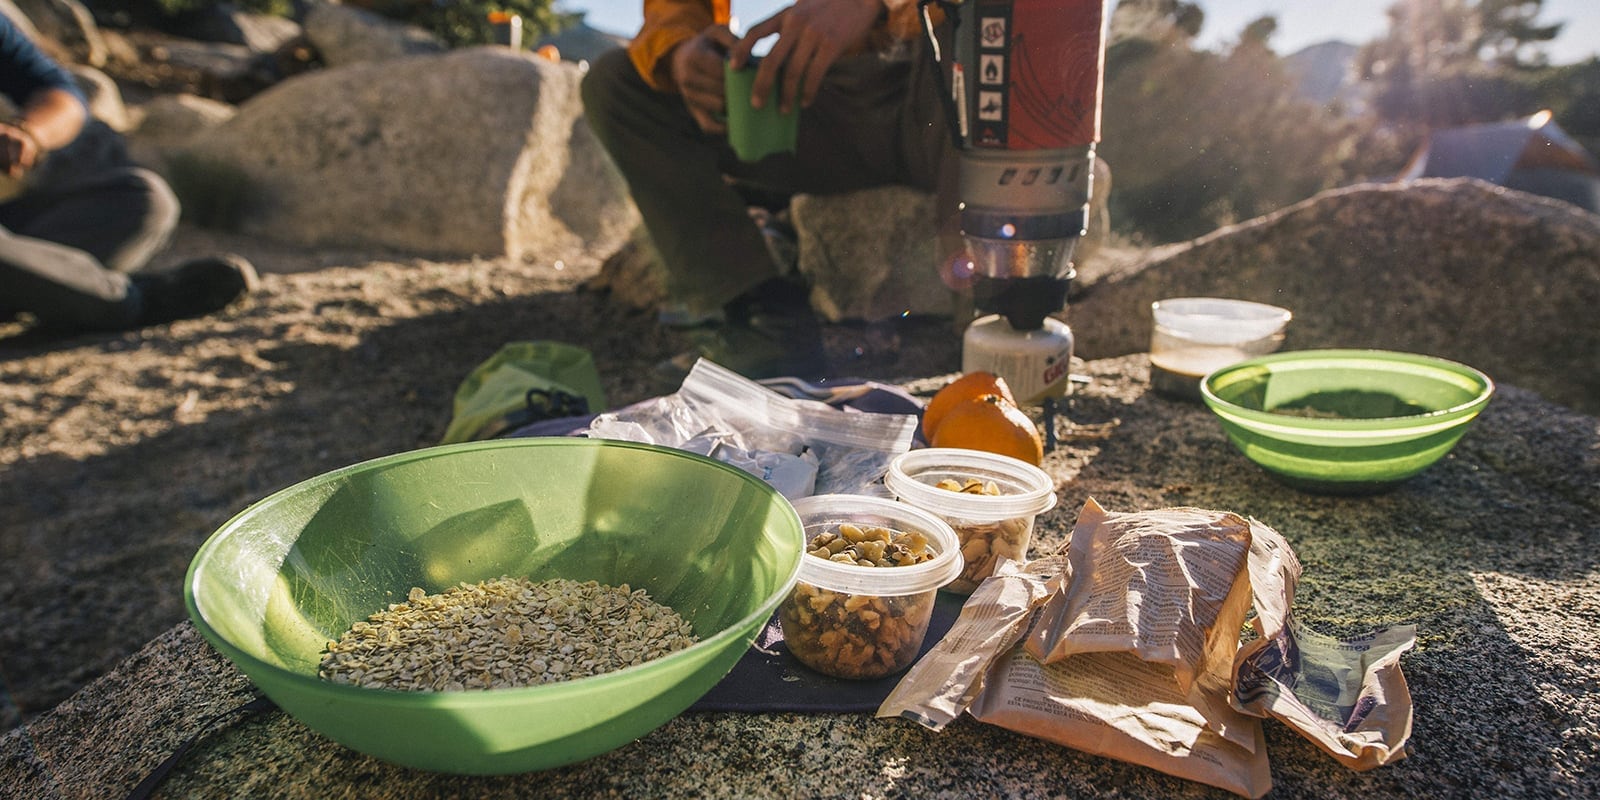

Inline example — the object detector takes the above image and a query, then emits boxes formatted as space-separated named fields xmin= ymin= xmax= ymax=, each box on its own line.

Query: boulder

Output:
xmin=791 ymin=185 xmax=954 ymax=321
xmin=125 ymin=92 xmax=236 ymax=170
xmin=0 ymin=0 xmax=38 ymax=38
xmin=1067 ymin=178 xmax=1600 ymax=415
xmin=90 ymin=26 xmax=141 ymax=65
xmin=588 ymin=207 xmax=810 ymax=327
xmin=178 ymin=46 xmax=638 ymax=260
xmin=68 ymin=64 xmax=130 ymax=131
xmin=142 ymin=37 xmax=285 ymax=103
xmin=162 ymin=2 xmax=302 ymax=54
xmin=587 ymin=228 xmax=667 ymax=312
xmin=129 ymin=93 xmax=236 ymax=142
xmin=790 ymin=158 xmax=1112 ymax=322
xmin=302 ymin=1 xmax=443 ymax=68
xmin=6 ymin=0 xmax=106 ymax=66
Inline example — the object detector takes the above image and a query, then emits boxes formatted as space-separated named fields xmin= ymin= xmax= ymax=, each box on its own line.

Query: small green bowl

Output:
xmin=185 ymin=438 xmax=804 ymax=774
xmin=1200 ymin=350 xmax=1494 ymax=493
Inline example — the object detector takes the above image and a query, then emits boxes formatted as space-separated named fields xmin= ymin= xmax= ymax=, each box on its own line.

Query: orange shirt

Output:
xmin=629 ymin=0 xmax=933 ymax=92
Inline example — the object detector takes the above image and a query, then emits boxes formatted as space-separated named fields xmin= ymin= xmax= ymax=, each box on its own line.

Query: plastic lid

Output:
xmin=790 ymin=494 xmax=962 ymax=596
xmin=885 ymin=448 xmax=1057 ymax=522
xmin=1151 ymin=298 xmax=1291 ymax=345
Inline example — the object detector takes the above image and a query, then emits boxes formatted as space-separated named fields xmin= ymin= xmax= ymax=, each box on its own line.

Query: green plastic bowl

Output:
xmin=1200 ymin=349 xmax=1494 ymax=493
xmin=184 ymin=438 xmax=804 ymax=774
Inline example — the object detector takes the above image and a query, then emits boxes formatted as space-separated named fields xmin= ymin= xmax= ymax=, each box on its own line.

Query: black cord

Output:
xmin=524 ymin=387 xmax=589 ymax=420
xmin=125 ymin=694 xmax=278 ymax=800
xmin=919 ymin=0 xmax=965 ymax=149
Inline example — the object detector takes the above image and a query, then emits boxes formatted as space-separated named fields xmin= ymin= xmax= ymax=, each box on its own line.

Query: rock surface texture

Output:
xmin=2 ymin=356 xmax=1596 ymax=800
xmin=792 ymin=185 xmax=951 ymax=321
xmin=790 ymin=159 xmax=1112 ymax=323
xmin=1068 ymin=178 xmax=1600 ymax=415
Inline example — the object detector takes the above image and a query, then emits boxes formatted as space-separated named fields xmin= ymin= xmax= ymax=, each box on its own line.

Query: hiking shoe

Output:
xmin=133 ymin=254 xmax=259 ymax=325
xmin=656 ymin=277 xmax=827 ymax=385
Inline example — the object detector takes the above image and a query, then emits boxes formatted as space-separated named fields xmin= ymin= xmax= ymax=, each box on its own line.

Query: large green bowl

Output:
xmin=1200 ymin=349 xmax=1494 ymax=493
xmin=184 ymin=438 xmax=804 ymax=774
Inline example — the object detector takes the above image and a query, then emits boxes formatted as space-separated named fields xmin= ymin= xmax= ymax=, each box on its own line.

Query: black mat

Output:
xmin=689 ymin=591 xmax=965 ymax=713
xmin=503 ymin=376 xmax=954 ymax=714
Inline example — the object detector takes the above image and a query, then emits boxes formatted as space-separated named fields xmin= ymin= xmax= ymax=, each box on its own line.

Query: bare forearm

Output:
xmin=17 ymin=86 xmax=86 ymax=151
xmin=0 ymin=87 xmax=84 ymax=178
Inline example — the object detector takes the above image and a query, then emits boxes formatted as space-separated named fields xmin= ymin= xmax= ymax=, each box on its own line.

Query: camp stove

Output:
xmin=924 ymin=0 xmax=1108 ymax=440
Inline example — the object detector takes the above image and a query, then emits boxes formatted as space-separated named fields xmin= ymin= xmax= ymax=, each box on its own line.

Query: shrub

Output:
xmin=1098 ymin=37 xmax=1398 ymax=243
xmin=345 ymin=0 xmax=574 ymax=47
xmin=1537 ymin=59 xmax=1600 ymax=158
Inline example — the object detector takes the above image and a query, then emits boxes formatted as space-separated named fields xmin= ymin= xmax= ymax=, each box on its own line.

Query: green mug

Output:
xmin=724 ymin=58 xmax=799 ymax=162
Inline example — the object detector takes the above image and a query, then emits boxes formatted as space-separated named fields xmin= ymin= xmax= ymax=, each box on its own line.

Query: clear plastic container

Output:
xmin=779 ymin=494 xmax=961 ymax=680
xmin=1149 ymin=297 xmax=1291 ymax=401
xmin=885 ymin=448 xmax=1057 ymax=594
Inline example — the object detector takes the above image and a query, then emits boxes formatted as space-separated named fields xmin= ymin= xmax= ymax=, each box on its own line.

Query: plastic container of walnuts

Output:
xmin=779 ymin=494 xmax=961 ymax=680
xmin=885 ymin=448 xmax=1057 ymax=595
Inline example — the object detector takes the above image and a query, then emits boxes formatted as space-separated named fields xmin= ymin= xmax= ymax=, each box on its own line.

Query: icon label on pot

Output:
xmin=978 ymin=92 xmax=1005 ymax=121
xmin=981 ymin=17 xmax=1007 ymax=48
xmin=981 ymin=54 xmax=1005 ymax=85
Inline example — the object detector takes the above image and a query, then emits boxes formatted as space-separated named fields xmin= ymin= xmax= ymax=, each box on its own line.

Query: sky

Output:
xmin=562 ymin=0 xmax=1600 ymax=65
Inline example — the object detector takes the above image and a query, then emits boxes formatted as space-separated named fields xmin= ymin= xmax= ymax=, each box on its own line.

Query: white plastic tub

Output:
xmin=779 ymin=494 xmax=961 ymax=679
xmin=885 ymin=448 xmax=1056 ymax=595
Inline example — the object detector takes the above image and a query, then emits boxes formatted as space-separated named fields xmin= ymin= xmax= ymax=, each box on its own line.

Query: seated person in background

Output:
xmin=0 ymin=14 xmax=257 ymax=333
xmin=582 ymin=0 xmax=951 ymax=380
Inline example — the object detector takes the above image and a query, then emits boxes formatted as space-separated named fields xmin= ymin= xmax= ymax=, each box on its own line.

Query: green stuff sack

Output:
xmin=440 ymin=342 xmax=606 ymax=444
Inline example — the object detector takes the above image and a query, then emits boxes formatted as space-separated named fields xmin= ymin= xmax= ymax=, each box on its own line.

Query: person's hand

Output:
xmin=730 ymin=0 xmax=883 ymax=114
xmin=0 ymin=122 xmax=43 ymax=180
xmin=670 ymin=25 xmax=740 ymax=135
xmin=0 ymin=89 xmax=85 ymax=179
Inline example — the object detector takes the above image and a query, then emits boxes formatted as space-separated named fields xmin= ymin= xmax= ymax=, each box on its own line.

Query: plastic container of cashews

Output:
xmin=885 ymin=448 xmax=1057 ymax=595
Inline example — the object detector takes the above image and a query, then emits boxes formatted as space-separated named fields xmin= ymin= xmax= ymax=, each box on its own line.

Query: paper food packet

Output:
xmin=1234 ymin=618 xmax=1416 ymax=770
xmin=1026 ymin=501 xmax=1261 ymax=753
xmin=884 ymin=554 xmax=1067 ymax=731
xmin=879 ymin=498 xmax=1415 ymax=799
xmin=1227 ymin=498 xmax=1415 ymax=772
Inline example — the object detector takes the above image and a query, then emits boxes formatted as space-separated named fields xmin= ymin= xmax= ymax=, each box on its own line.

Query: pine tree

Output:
xmin=1356 ymin=0 xmax=1564 ymax=126
xmin=1474 ymin=0 xmax=1562 ymax=68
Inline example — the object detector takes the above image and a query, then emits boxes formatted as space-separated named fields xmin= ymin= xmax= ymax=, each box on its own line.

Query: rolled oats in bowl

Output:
xmin=319 ymin=577 xmax=699 ymax=691
xmin=885 ymin=448 xmax=1057 ymax=595
xmin=779 ymin=494 xmax=961 ymax=680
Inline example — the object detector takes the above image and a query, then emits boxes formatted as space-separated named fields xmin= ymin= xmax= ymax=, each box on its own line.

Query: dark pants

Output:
xmin=0 ymin=165 xmax=179 ymax=329
xmin=581 ymin=41 xmax=953 ymax=316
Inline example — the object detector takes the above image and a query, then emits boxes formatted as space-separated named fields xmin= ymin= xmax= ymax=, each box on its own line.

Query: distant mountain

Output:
xmin=1284 ymin=40 xmax=1369 ymax=115
xmin=534 ymin=20 xmax=628 ymax=63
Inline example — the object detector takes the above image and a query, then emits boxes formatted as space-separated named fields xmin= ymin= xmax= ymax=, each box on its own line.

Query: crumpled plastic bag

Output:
xmin=582 ymin=359 xmax=919 ymax=500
